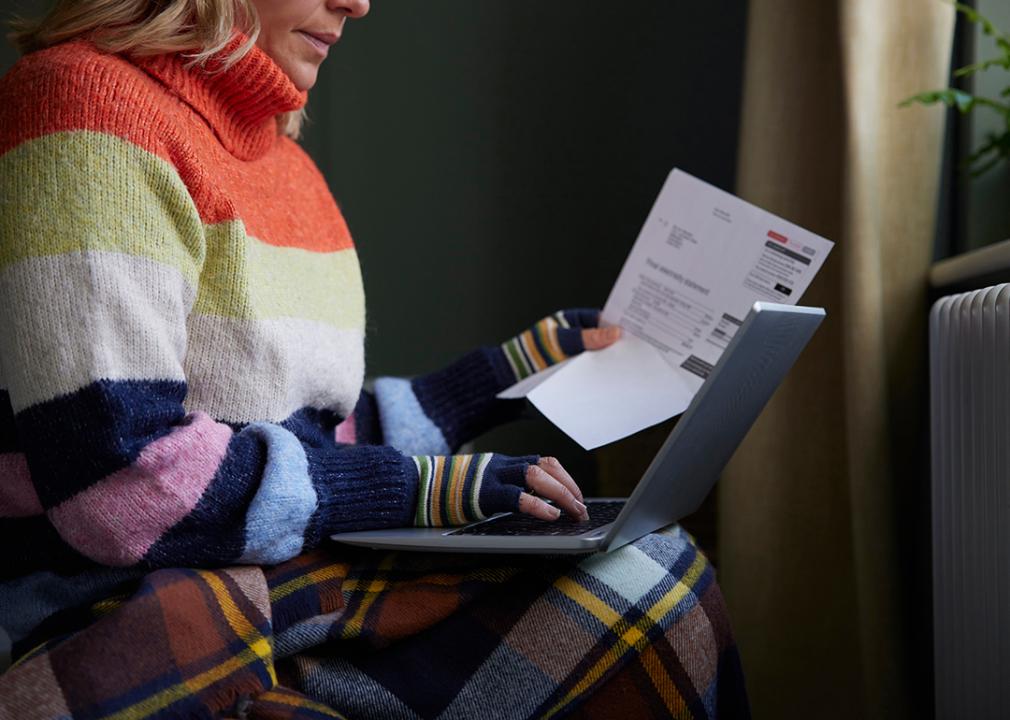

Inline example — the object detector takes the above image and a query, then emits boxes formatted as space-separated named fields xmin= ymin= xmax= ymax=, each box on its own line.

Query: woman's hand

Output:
xmin=500 ymin=309 xmax=622 ymax=382
xmin=412 ymin=453 xmax=589 ymax=527
xmin=520 ymin=456 xmax=588 ymax=522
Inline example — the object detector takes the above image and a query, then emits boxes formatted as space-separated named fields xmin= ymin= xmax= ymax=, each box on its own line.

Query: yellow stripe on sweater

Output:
xmin=0 ymin=131 xmax=365 ymax=331
xmin=0 ymin=131 xmax=204 ymax=284
xmin=196 ymin=223 xmax=364 ymax=329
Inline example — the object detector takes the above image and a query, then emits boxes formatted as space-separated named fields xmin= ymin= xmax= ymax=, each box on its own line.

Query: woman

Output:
xmin=0 ymin=1 xmax=747 ymax=717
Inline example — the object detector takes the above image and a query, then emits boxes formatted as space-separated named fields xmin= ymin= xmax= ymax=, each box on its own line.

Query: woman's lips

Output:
xmin=297 ymin=30 xmax=337 ymax=56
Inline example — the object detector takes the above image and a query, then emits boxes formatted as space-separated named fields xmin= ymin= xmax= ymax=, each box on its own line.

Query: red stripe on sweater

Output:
xmin=0 ymin=41 xmax=353 ymax=253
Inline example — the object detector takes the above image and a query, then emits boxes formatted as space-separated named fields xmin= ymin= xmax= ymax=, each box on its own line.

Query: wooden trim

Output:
xmin=930 ymin=238 xmax=1010 ymax=296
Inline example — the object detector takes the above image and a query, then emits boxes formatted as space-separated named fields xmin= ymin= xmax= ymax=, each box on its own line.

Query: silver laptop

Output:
xmin=332 ymin=302 xmax=824 ymax=554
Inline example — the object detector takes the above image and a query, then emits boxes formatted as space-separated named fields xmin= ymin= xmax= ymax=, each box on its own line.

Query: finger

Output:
xmin=518 ymin=491 xmax=562 ymax=521
xmin=581 ymin=326 xmax=621 ymax=351
xmin=537 ymin=456 xmax=584 ymax=502
xmin=526 ymin=465 xmax=588 ymax=520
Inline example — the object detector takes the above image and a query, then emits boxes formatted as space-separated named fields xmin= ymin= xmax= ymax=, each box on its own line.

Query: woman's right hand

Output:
xmin=412 ymin=454 xmax=589 ymax=527
xmin=520 ymin=456 xmax=589 ymax=521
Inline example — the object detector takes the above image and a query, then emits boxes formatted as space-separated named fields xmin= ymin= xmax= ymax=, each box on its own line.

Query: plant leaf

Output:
xmin=951 ymin=2 xmax=1009 ymax=44
xmin=966 ymin=131 xmax=1010 ymax=177
xmin=914 ymin=1 xmax=1010 ymax=177
xmin=900 ymin=88 xmax=979 ymax=113
xmin=954 ymin=55 xmax=1010 ymax=77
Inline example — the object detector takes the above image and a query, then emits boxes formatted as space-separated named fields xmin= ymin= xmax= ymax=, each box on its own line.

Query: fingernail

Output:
xmin=574 ymin=500 xmax=587 ymax=513
xmin=549 ymin=506 xmax=562 ymax=519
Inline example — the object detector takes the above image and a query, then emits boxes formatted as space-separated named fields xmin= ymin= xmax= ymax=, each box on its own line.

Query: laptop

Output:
xmin=331 ymin=302 xmax=824 ymax=555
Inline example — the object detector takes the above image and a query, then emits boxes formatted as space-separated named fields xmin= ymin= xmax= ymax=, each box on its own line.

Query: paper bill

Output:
xmin=501 ymin=168 xmax=834 ymax=449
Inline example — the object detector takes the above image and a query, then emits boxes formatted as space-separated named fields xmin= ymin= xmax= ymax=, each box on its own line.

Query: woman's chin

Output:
xmin=292 ymin=68 xmax=319 ymax=92
xmin=276 ymin=58 xmax=319 ymax=92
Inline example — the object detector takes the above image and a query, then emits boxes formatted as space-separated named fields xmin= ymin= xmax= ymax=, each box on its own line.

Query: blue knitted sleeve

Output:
xmin=352 ymin=347 xmax=522 ymax=454
xmin=355 ymin=309 xmax=601 ymax=454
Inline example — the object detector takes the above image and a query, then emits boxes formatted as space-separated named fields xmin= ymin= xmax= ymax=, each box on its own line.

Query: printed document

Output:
xmin=499 ymin=168 xmax=834 ymax=449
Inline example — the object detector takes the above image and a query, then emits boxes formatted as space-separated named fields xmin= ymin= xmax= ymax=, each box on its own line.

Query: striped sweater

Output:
xmin=0 ymin=38 xmax=534 ymax=582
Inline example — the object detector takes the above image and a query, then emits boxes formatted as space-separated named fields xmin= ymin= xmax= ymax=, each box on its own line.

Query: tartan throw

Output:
xmin=0 ymin=526 xmax=749 ymax=719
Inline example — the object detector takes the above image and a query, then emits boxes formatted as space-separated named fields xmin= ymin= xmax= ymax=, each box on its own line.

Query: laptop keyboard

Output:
xmin=448 ymin=501 xmax=626 ymax=537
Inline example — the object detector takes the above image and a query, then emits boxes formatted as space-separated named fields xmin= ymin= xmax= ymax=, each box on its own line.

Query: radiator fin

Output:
xmin=931 ymin=283 xmax=1010 ymax=719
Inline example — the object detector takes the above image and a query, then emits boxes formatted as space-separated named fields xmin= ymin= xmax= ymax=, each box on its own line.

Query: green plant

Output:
xmin=902 ymin=2 xmax=1010 ymax=176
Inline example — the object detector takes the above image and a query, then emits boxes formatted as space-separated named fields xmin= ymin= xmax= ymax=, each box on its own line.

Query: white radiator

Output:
xmin=930 ymin=283 xmax=1010 ymax=720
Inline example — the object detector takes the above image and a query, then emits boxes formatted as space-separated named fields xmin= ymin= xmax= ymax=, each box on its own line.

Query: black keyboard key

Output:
xmin=449 ymin=501 xmax=625 ymax=537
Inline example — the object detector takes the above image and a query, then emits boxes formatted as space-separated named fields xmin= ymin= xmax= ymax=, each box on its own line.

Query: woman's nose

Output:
xmin=328 ymin=0 xmax=369 ymax=19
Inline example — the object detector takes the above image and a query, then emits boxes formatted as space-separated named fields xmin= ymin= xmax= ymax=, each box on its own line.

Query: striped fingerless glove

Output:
xmin=499 ymin=309 xmax=600 ymax=381
xmin=412 ymin=453 xmax=538 ymax=527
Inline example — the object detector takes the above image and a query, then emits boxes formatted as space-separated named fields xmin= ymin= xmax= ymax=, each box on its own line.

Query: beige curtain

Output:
xmin=719 ymin=1 xmax=954 ymax=718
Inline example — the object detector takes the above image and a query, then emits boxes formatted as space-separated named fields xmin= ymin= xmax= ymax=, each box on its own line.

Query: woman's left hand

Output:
xmin=499 ymin=309 xmax=622 ymax=382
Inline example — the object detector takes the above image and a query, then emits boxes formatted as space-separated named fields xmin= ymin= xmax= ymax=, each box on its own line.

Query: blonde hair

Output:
xmin=9 ymin=0 xmax=304 ymax=138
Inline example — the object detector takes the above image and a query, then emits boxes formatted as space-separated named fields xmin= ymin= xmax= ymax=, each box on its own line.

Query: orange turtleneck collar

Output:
xmin=132 ymin=34 xmax=307 ymax=161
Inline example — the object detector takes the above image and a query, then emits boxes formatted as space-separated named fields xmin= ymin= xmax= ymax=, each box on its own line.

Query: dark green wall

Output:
xmin=299 ymin=2 xmax=747 ymax=482
xmin=2 ymin=2 xmax=748 ymax=487
xmin=965 ymin=0 xmax=1010 ymax=249
xmin=302 ymin=2 xmax=746 ymax=373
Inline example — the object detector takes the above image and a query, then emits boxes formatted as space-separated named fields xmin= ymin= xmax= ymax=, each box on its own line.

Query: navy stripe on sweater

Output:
xmin=15 ymin=379 xmax=186 ymax=508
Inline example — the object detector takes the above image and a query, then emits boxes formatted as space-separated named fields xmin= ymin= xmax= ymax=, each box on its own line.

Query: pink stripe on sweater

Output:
xmin=49 ymin=412 xmax=233 ymax=566
xmin=334 ymin=414 xmax=356 ymax=444
xmin=0 ymin=453 xmax=44 ymax=517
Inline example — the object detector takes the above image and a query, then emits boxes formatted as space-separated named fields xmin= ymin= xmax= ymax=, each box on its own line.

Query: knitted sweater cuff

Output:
xmin=410 ymin=347 xmax=524 ymax=451
xmin=305 ymin=446 xmax=419 ymax=542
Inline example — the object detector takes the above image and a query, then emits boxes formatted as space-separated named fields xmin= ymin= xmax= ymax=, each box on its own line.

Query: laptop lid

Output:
xmin=600 ymin=301 xmax=825 ymax=552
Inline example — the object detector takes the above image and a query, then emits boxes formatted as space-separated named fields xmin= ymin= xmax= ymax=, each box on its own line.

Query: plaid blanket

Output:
xmin=0 ymin=526 xmax=748 ymax=719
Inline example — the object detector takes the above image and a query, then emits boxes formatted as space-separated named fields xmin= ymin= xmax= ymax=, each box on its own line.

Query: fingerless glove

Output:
xmin=411 ymin=453 xmax=539 ymax=527
xmin=499 ymin=309 xmax=600 ymax=381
